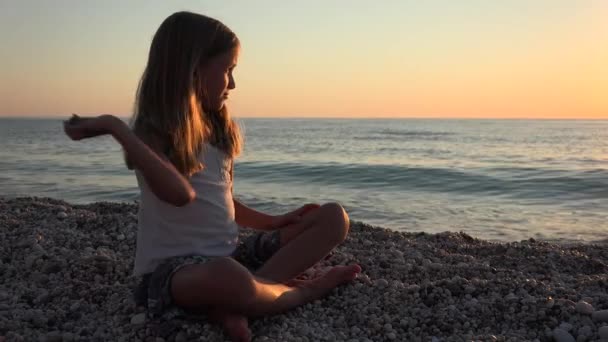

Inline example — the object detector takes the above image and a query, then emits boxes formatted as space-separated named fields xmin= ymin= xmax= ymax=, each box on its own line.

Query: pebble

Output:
xmin=599 ymin=326 xmax=608 ymax=339
xmin=407 ymin=284 xmax=420 ymax=292
xmin=62 ymin=332 xmax=75 ymax=341
xmin=374 ymin=278 xmax=389 ymax=287
xmin=578 ymin=325 xmax=592 ymax=337
xmin=3 ymin=197 xmax=608 ymax=341
xmin=130 ymin=313 xmax=146 ymax=325
xmin=25 ymin=255 xmax=38 ymax=268
xmin=46 ymin=331 xmax=62 ymax=342
xmin=575 ymin=301 xmax=594 ymax=315
xmin=553 ymin=328 xmax=575 ymax=342
xmin=464 ymin=285 xmax=476 ymax=294
xmin=505 ymin=293 xmax=518 ymax=302
xmin=593 ymin=310 xmax=608 ymax=323
xmin=174 ymin=331 xmax=188 ymax=342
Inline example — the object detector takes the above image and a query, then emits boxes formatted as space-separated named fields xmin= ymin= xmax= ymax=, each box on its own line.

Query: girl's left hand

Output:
xmin=270 ymin=203 xmax=320 ymax=229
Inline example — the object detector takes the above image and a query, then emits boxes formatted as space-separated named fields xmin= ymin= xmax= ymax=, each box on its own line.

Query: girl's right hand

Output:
xmin=63 ymin=114 xmax=119 ymax=141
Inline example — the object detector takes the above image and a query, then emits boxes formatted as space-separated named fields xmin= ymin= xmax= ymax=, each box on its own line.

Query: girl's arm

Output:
xmin=64 ymin=114 xmax=195 ymax=207
xmin=113 ymin=121 xmax=196 ymax=206
xmin=234 ymin=199 xmax=320 ymax=231
xmin=234 ymin=199 xmax=274 ymax=230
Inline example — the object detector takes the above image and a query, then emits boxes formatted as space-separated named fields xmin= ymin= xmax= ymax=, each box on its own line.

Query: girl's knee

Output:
xmin=320 ymin=202 xmax=350 ymax=243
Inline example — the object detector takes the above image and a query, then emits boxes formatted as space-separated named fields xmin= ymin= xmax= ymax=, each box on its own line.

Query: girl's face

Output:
xmin=200 ymin=47 xmax=239 ymax=112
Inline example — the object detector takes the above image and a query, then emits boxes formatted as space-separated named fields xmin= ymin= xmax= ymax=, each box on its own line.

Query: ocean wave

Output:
xmin=235 ymin=161 xmax=608 ymax=200
xmin=354 ymin=129 xmax=454 ymax=142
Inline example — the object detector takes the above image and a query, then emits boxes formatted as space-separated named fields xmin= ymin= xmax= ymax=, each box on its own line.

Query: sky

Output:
xmin=0 ymin=0 xmax=606 ymax=119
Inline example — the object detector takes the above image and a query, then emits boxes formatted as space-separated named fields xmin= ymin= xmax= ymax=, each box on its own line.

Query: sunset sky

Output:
xmin=1 ymin=0 xmax=606 ymax=119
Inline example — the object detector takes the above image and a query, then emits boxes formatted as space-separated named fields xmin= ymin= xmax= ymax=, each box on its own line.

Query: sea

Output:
xmin=1 ymin=118 xmax=607 ymax=244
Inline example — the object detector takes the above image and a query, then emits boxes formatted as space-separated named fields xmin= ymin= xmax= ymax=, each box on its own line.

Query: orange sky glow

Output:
xmin=0 ymin=1 xmax=606 ymax=119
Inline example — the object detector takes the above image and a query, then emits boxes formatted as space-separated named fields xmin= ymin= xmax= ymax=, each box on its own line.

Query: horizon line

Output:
xmin=1 ymin=115 xmax=607 ymax=121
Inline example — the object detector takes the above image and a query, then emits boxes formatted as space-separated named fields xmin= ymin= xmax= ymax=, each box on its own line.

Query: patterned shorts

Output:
xmin=133 ymin=230 xmax=281 ymax=319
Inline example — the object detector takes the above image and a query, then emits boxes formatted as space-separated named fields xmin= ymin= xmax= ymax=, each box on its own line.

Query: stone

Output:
xmin=69 ymin=301 xmax=80 ymax=311
xmin=592 ymin=310 xmax=608 ymax=323
xmin=374 ymin=279 xmax=389 ymax=287
xmin=174 ymin=331 xmax=187 ymax=342
xmin=553 ymin=328 xmax=575 ymax=342
xmin=575 ymin=301 xmax=593 ymax=315
xmin=578 ymin=325 xmax=592 ymax=337
xmin=130 ymin=313 xmax=146 ymax=325
xmin=559 ymin=322 xmax=573 ymax=332
xmin=43 ymin=262 xmax=63 ymax=274
xmin=45 ymin=331 xmax=63 ymax=342
xmin=4 ymin=199 xmax=608 ymax=341
xmin=62 ymin=332 xmax=75 ymax=342
xmin=599 ymin=326 xmax=608 ymax=340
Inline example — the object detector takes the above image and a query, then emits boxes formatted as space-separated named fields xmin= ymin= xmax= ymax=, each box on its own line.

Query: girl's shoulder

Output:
xmin=204 ymin=142 xmax=234 ymax=160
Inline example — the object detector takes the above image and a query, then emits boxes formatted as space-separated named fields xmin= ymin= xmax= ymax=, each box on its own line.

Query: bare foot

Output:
xmin=291 ymin=264 xmax=361 ymax=300
xmin=208 ymin=310 xmax=251 ymax=342
xmin=285 ymin=266 xmax=328 ymax=285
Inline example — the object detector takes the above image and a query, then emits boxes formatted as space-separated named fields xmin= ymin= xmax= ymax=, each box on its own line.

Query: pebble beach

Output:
xmin=2 ymin=197 xmax=608 ymax=342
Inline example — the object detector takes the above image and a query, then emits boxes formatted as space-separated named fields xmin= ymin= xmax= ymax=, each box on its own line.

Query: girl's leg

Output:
xmin=170 ymin=256 xmax=360 ymax=317
xmin=199 ymin=204 xmax=354 ymax=341
xmin=255 ymin=202 xmax=351 ymax=283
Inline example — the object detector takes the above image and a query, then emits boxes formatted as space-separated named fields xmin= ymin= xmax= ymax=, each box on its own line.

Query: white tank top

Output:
xmin=133 ymin=143 xmax=239 ymax=276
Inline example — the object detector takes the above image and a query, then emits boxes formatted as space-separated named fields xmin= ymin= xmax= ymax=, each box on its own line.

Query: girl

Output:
xmin=63 ymin=11 xmax=360 ymax=342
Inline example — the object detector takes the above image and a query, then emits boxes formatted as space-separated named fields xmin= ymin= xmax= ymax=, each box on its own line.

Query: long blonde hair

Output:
xmin=128 ymin=11 xmax=242 ymax=176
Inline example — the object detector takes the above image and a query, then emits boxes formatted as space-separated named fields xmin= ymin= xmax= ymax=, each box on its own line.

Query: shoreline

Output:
xmin=1 ymin=196 xmax=608 ymax=341
xmin=1 ymin=195 xmax=604 ymax=247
